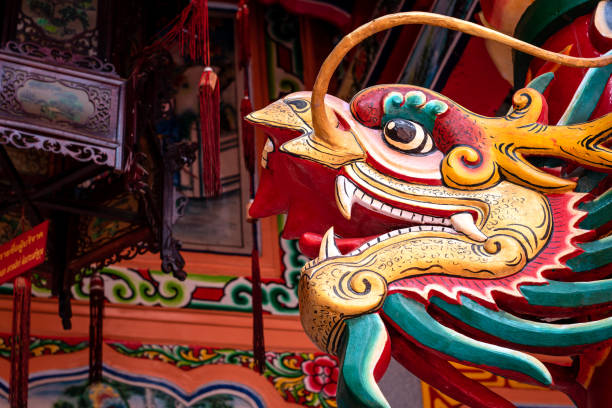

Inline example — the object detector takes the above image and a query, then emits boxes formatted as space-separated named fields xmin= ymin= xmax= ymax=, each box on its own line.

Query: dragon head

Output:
xmin=248 ymin=84 xmax=611 ymax=353
xmin=247 ymin=12 xmax=612 ymax=408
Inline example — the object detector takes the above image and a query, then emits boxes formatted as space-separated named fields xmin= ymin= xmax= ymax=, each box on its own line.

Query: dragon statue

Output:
xmin=247 ymin=7 xmax=612 ymax=408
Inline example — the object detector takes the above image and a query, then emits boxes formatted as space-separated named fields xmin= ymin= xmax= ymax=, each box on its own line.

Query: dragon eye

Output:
xmin=383 ymin=119 xmax=435 ymax=154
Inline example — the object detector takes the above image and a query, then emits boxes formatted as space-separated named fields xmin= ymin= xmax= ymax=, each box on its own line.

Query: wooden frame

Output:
xmin=0 ymin=42 xmax=125 ymax=169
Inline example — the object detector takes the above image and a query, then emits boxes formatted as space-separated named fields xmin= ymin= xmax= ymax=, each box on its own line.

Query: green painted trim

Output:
xmin=557 ymin=50 xmax=612 ymax=125
xmin=566 ymin=234 xmax=612 ymax=272
xmin=580 ymin=187 xmax=612 ymax=229
xmin=383 ymin=294 xmax=552 ymax=385
xmin=431 ymin=295 xmax=612 ymax=349
xmin=67 ymin=267 xmax=300 ymax=315
xmin=337 ymin=314 xmax=390 ymax=408
xmin=520 ymin=278 xmax=612 ymax=307
xmin=526 ymin=72 xmax=555 ymax=93
xmin=183 ymin=273 xmax=234 ymax=284
xmin=513 ymin=0 xmax=598 ymax=88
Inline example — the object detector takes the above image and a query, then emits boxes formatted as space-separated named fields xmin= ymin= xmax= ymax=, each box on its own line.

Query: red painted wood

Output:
xmin=440 ymin=36 xmax=511 ymax=117
xmin=586 ymin=349 xmax=612 ymax=408
xmin=10 ymin=276 xmax=30 ymax=408
xmin=385 ymin=320 xmax=516 ymax=408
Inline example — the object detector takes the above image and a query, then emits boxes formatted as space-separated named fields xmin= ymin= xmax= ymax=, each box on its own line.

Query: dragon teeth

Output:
xmin=335 ymin=176 xmax=357 ymax=219
xmin=347 ymin=225 xmax=457 ymax=256
xmin=304 ymin=227 xmax=341 ymax=269
xmin=450 ymin=212 xmax=487 ymax=242
xmin=319 ymin=226 xmax=341 ymax=259
xmin=321 ymin=176 xmax=489 ymax=262
xmin=335 ymin=175 xmax=450 ymax=227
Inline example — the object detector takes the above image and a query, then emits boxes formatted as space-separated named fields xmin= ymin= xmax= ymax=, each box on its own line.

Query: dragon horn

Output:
xmin=311 ymin=11 xmax=612 ymax=146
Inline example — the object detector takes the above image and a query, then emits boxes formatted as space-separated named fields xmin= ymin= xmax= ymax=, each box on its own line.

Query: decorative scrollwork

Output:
xmin=89 ymin=241 xmax=151 ymax=272
xmin=84 ymin=87 xmax=112 ymax=133
xmin=0 ymin=67 xmax=28 ymax=113
xmin=3 ymin=41 xmax=116 ymax=75
xmin=0 ymin=126 xmax=114 ymax=167
xmin=64 ymin=143 xmax=109 ymax=163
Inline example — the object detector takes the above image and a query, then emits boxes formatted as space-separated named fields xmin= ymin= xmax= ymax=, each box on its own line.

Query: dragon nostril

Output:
xmin=383 ymin=118 xmax=435 ymax=154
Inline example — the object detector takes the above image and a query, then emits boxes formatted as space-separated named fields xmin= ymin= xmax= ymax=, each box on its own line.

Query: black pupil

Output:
xmin=385 ymin=119 xmax=416 ymax=143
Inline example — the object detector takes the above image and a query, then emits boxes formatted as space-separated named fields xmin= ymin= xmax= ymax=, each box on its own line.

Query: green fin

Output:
xmin=337 ymin=313 xmax=390 ymax=408
xmin=521 ymin=278 xmax=612 ymax=308
xmin=579 ymin=187 xmax=612 ymax=229
xmin=431 ymin=295 xmax=612 ymax=348
xmin=557 ymin=50 xmax=612 ymax=125
xmin=566 ymin=235 xmax=612 ymax=272
xmin=383 ymin=294 xmax=551 ymax=385
xmin=526 ymin=72 xmax=554 ymax=93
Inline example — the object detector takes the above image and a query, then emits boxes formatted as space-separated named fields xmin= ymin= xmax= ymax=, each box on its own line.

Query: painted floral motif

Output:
xmin=302 ymin=355 xmax=338 ymax=397
xmin=0 ymin=334 xmax=87 ymax=359
xmin=0 ymin=334 xmax=337 ymax=407
xmin=108 ymin=342 xmax=338 ymax=407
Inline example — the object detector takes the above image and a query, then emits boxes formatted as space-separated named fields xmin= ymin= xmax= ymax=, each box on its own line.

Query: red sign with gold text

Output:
xmin=0 ymin=221 xmax=48 ymax=285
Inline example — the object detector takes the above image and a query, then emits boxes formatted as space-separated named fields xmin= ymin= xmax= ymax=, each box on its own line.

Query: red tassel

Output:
xmin=251 ymin=249 xmax=266 ymax=373
xmin=148 ymin=0 xmax=221 ymax=195
xmin=89 ymin=274 xmax=104 ymax=384
xmin=241 ymin=95 xmax=255 ymax=174
xmin=237 ymin=1 xmax=251 ymax=68
xmin=151 ymin=0 xmax=210 ymax=65
xmin=199 ymin=67 xmax=221 ymax=197
xmin=10 ymin=276 xmax=30 ymax=408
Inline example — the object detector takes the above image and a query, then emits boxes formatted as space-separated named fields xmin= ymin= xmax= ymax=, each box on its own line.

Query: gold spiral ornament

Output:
xmin=442 ymin=145 xmax=501 ymax=189
xmin=348 ymin=270 xmax=387 ymax=300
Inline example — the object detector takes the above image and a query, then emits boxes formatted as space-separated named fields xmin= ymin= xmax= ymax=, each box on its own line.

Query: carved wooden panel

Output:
xmin=1 ymin=0 xmax=102 ymax=57
xmin=0 ymin=42 xmax=125 ymax=169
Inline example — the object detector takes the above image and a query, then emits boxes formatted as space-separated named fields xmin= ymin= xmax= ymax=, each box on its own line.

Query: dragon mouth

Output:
xmin=335 ymin=174 xmax=487 ymax=241
xmin=299 ymin=162 xmax=490 ymax=259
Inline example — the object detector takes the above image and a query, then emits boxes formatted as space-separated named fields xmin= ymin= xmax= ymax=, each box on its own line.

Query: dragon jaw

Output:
xmin=298 ymin=172 xmax=555 ymax=354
